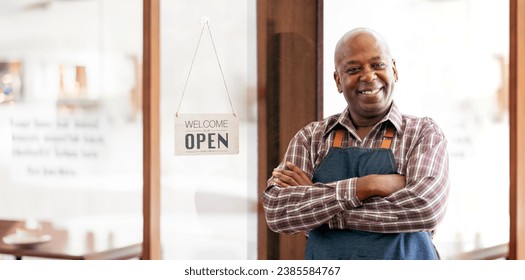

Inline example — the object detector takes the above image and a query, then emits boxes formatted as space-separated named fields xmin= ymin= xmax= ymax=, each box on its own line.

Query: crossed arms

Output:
xmin=262 ymin=125 xmax=450 ymax=234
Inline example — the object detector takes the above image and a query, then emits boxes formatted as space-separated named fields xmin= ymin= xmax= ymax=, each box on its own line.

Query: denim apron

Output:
xmin=304 ymin=127 xmax=438 ymax=260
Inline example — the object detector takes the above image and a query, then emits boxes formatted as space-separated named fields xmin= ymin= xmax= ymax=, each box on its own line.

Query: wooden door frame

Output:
xmin=256 ymin=0 xmax=323 ymax=260
xmin=509 ymin=0 xmax=525 ymax=260
xmin=142 ymin=0 xmax=161 ymax=260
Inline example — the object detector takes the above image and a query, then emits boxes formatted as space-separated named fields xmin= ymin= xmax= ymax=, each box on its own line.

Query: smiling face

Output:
xmin=334 ymin=29 xmax=398 ymax=126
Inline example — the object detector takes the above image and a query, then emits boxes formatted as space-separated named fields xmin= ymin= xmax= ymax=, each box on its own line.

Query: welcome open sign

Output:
xmin=175 ymin=113 xmax=239 ymax=155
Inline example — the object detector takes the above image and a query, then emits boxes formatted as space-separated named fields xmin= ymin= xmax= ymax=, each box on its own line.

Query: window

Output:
xmin=0 ymin=0 xmax=143 ymax=259
xmin=324 ymin=0 xmax=509 ymax=259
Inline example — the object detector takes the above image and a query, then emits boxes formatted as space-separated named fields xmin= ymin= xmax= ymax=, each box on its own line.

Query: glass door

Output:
xmin=159 ymin=0 xmax=257 ymax=259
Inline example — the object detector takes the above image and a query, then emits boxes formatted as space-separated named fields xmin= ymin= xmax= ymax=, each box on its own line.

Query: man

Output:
xmin=262 ymin=28 xmax=449 ymax=260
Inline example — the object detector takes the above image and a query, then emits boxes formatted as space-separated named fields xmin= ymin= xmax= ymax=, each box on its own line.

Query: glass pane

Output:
xmin=324 ymin=0 xmax=509 ymax=259
xmin=0 ymin=0 xmax=143 ymax=259
xmin=160 ymin=0 xmax=257 ymax=259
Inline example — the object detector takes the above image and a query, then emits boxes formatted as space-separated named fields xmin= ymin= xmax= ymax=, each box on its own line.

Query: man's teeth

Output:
xmin=359 ymin=88 xmax=381 ymax=95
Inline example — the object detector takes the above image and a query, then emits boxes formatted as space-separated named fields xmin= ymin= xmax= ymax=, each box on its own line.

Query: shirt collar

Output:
xmin=324 ymin=102 xmax=403 ymax=136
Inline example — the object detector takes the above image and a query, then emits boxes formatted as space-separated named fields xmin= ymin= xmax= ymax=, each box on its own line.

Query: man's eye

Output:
xmin=346 ymin=67 xmax=360 ymax=74
xmin=372 ymin=63 xmax=386 ymax=69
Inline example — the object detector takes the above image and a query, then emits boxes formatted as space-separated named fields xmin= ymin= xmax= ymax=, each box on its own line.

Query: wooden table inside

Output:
xmin=0 ymin=220 xmax=142 ymax=260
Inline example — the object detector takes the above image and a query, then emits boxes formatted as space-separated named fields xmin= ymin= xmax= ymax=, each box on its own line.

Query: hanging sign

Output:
xmin=174 ymin=17 xmax=239 ymax=156
xmin=175 ymin=113 xmax=238 ymax=155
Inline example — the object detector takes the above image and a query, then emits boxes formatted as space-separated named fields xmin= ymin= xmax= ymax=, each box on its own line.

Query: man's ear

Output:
xmin=392 ymin=59 xmax=399 ymax=82
xmin=334 ymin=70 xmax=343 ymax=93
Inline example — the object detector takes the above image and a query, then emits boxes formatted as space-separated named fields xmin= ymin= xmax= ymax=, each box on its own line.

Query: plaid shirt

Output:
xmin=263 ymin=103 xmax=450 ymax=234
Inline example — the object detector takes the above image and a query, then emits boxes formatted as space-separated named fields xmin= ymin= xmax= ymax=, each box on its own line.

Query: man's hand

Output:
xmin=272 ymin=161 xmax=313 ymax=187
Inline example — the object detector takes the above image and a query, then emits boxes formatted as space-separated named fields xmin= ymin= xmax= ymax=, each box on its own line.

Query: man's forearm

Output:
xmin=263 ymin=183 xmax=350 ymax=234
xmin=356 ymin=174 xmax=406 ymax=201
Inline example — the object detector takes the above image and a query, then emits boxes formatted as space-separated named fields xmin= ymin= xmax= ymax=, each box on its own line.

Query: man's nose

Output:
xmin=359 ymin=68 xmax=377 ymax=82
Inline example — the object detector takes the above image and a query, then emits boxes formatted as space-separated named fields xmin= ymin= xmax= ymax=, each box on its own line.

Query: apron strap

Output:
xmin=380 ymin=125 xmax=395 ymax=149
xmin=333 ymin=129 xmax=344 ymax=148
xmin=332 ymin=125 xmax=395 ymax=149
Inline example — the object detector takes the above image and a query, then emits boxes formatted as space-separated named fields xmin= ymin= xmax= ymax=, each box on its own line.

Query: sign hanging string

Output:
xmin=176 ymin=18 xmax=236 ymax=117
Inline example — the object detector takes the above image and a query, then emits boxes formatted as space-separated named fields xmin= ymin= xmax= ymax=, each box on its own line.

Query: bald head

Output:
xmin=332 ymin=28 xmax=398 ymax=123
xmin=334 ymin=28 xmax=392 ymax=66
